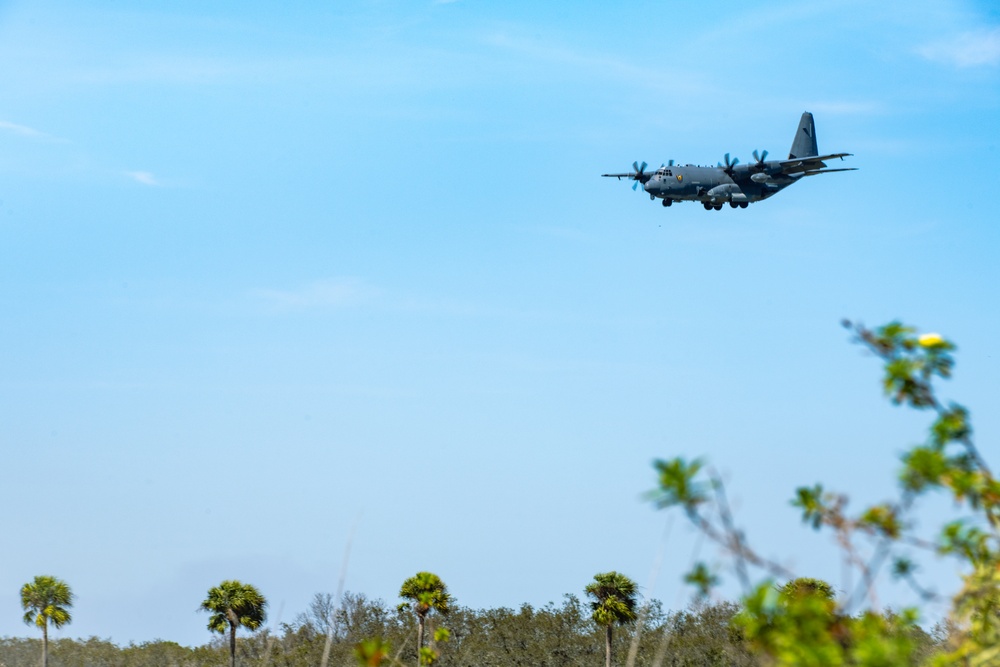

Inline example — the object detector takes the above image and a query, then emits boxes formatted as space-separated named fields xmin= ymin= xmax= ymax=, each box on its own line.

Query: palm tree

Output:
xmin=585 ymin=571 xmax=638 ymax=667
xmin=200 ymin=580 xmax=267 ymax=667
xmin=399 ymin=571 xmax=451 ymax=660
xmin=20 ymin=575 xmax=74 ymax=667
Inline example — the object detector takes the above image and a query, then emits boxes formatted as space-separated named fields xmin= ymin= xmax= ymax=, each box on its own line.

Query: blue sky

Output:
xmin=1 ymin=0 xmax=998 ymax=647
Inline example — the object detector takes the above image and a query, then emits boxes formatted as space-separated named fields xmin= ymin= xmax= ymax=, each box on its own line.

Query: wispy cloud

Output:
xmin=918 ymin=26 xmax=1000 ymax=67
xmin=0 ymin=119 xmax=63 ymax=142
xmin=125 ymin=170 xmax=161 ymax=186
xmin=253 ymin=278 xmax=381 ymax=311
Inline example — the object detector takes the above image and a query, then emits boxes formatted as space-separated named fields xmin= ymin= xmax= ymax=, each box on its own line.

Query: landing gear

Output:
xmin=662 ymin=199 xmax=672 ymax=207
xmin=729 ymin=202 xmax=739 ymax=209
xmin=703 ymin=202 xmax=713 ymax=210
xmin=713 ymin=205 xmax=723 ymax=211
xmin=739 ymin=202 xmax=748 ymax=209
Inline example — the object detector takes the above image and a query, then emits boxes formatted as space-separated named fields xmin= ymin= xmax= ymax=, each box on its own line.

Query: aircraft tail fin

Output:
xmin=788 ymin=111 xmax=819 ymax=159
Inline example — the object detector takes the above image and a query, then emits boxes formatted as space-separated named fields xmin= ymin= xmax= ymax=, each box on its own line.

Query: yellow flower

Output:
xmin=918 ymin=333 xmax=945 ymax=348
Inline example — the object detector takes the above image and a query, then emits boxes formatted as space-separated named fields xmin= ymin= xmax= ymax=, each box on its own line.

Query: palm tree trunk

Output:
xmin=229 ymin=621 xmax=237 ymax=667
xmin=605 ymin=625 xmax=612 ymax=667
xmin=42 ymin=622 xmax=48 ymax=667
xmin=417 ymin=615 xmax=425 ymax=662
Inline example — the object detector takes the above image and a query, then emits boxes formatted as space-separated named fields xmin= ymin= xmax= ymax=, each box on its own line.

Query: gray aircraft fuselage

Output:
xmin=603 ymin=112 xmax=855 ymax=210
xmin=640 ymin=163 xmax=794 ymax=204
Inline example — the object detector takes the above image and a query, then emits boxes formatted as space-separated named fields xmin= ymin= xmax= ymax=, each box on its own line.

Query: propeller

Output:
xmin=668 ymin=159 xmax=675 ymax=166
xmin=631 ymin=160 xmax=648 ymax=191
xmin=717 ymin=153 xmax=739 ymax=174
xmin=752 ymin=149 xmax=769 ymax=170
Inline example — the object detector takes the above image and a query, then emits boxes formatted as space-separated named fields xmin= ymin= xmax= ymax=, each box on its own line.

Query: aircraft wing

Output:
xmin=778 ymin=153 xmax=852 ymax=175
xmin=601 ymin=172 xmax=634 ymax=179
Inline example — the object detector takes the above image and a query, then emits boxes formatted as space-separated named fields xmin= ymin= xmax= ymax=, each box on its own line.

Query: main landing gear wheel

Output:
xmin=662 ymin=199 xmax=672 ymax=207
xmin=729 ymin=202 xmax=739 ymax=209
xmin=703 ymin=203 xmax=712 ymax=211
xmin=739 ymin=202 xmax=748 ymax=209
xmin=713 ymin=205 xmax=723 ymax=211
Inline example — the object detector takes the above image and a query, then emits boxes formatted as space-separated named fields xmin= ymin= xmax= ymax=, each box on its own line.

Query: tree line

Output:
xmin=2 ymin=572 xmax=944 ymax=667
xmin=12 ymin=571 xmax=756 ymax=667
xmin=5 ymin=583 xmax=762 ymax=666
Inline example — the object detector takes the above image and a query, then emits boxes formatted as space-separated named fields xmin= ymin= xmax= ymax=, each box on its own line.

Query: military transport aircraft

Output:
xmin=602 ymin=112 xmax=856 ymax=210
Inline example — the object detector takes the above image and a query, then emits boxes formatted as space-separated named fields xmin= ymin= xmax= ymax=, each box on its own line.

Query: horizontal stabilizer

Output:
xmin=779 ymin=152 xmax=853 ymax=174
xmin=801 ymin=167 xmax=859 ymax=176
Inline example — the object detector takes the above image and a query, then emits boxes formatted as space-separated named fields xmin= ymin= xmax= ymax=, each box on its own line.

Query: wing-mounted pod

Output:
xmin=706 ymin=183 xmax=747 ymax=204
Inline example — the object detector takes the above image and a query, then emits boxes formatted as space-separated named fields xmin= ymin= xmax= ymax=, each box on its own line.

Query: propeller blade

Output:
xmin=668 ymin=159 xmax=674 ymax=166
xmin=639 ymin=161 xmax=647 ymax=173
xmin=633 ymin=160 xmax=640 ymax=173
xmin=632 ymin=180 xmax=640 ymax=191
xmin=724 ymin=153 xmax=731 ymax=167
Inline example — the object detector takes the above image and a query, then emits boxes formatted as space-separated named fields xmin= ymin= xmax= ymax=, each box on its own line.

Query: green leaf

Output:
xmin=648 ymin=457 xmax=709 ymax=510
xmin=791 ymin=484 xmax=827 ymax=529
xmin=683 ymin=563 xmax=719 ymax=600
xmin=860 ymin=504 xmax=902 ymax=539
xmin=353 ymin=638 xmax=391 ymax=667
